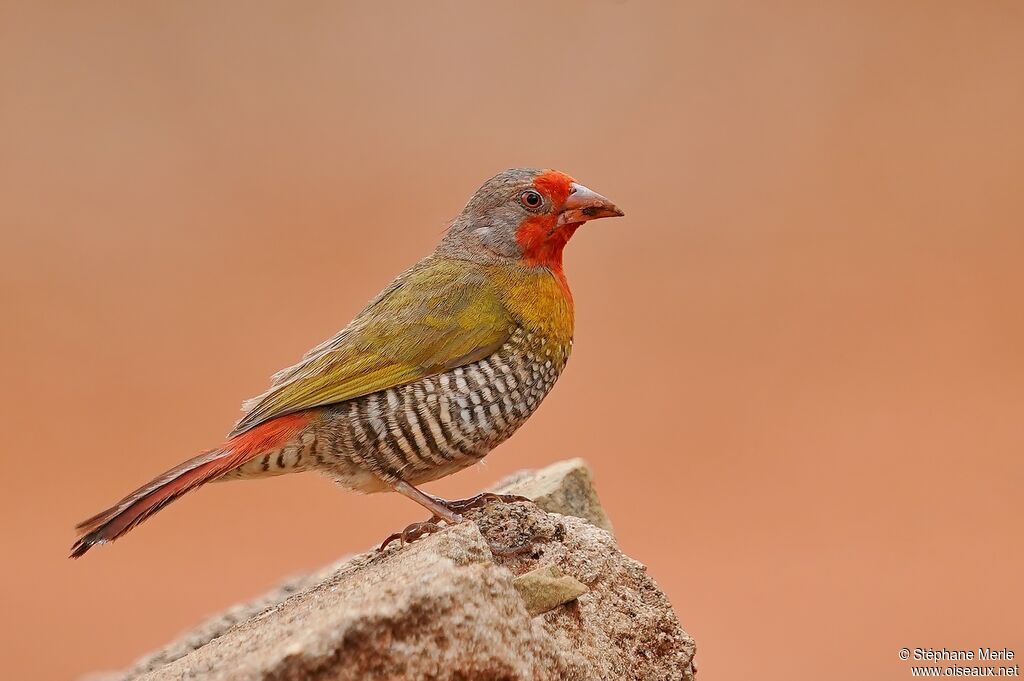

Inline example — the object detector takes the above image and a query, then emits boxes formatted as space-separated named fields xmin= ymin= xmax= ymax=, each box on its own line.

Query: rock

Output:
xmin=494 ymin=457 xmax=614 ymax=533
xmin=93 ymin=459 xmax=695 ymax=681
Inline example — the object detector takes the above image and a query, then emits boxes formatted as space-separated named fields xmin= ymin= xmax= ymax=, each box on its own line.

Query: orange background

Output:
xmin=2 ymin=2 xmax=1022 ymax=679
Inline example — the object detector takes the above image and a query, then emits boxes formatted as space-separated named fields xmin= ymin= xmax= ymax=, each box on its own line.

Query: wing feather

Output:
xmin=230 ymin=257 xmax=513 ymax=437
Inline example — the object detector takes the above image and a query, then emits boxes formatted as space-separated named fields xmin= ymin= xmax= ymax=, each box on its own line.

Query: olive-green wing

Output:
xmin=229 ymin=257 xmax=513 ymax=437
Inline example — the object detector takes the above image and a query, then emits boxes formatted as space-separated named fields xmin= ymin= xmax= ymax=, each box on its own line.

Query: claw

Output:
xmin=378 ymin=519 xmax=442 ymax=552
xmin=441 ymin=492 xmax=532 ymax=515
xmin=486 ymin=535 xmax=538 ymax=557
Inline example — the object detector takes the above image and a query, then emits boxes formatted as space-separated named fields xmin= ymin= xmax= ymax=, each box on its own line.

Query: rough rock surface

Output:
xmin=492 ymin=457 xmax=614 ymax=534
xmin=92 ymin=460 xmax=695 ymax=681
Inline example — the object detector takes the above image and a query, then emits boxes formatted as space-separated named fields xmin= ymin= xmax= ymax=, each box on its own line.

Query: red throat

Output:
xmin=515 ymin=170 xmax=578 ymax=302
xmin=516 ymin=218 xmax=580 ymax=270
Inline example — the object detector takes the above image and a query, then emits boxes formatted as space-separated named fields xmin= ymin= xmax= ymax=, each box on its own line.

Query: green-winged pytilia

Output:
xmin=71 ymin=168 xmax=623 ymax=558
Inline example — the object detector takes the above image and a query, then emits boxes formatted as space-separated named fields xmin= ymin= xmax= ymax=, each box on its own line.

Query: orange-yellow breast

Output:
xmin=486 ymin=262 xmax=575 ymax=361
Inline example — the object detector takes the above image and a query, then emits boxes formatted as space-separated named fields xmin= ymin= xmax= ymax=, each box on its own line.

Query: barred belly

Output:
xmin=317 ymin=327 xmax=569 ymax=491
xmin=224 ymin=327 xmax=571 ymax=491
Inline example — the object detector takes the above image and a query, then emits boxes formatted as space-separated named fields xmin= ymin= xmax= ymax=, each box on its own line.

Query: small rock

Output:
xmin=513 ymin=564 xmax=589 ymax=616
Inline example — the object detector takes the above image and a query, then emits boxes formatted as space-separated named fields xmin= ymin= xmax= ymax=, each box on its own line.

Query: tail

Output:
xmin=70 ymin=412 xmax=311 ymax=558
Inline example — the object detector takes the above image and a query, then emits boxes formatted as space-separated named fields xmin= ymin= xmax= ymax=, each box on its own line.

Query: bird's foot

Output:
xmin=434 ymin=491 xmax=532 ymax=515
xmin=439 ymin=492 xmax=538 ymax=557
xmin=378 ymin=519 xmax=443 ymax=552
xmin=485 ymin=535 xmax=538 ymax=557
xmin=377 ymin=517 xmax=535 ymax=556
xmin=380 ymin=482 xmax=535 ymax=555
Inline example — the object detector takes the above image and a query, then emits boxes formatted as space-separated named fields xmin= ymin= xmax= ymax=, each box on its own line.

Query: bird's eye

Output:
xmin=520 ymin=189 xmax=544 ymax=210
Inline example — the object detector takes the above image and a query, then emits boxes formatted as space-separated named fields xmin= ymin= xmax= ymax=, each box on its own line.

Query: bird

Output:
xmin=70 ymin=168 xmax=623 ymax=558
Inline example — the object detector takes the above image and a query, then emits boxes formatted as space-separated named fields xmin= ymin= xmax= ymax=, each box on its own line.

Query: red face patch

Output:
xmin=531 ymin=170 xmax=575 ymax=206
xmin=515 ymin=169 xmax=579 ymax=303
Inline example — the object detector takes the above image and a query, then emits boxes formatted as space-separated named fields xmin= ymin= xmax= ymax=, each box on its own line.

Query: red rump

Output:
xmin=227 ymin=411 xmax=310 ymax=455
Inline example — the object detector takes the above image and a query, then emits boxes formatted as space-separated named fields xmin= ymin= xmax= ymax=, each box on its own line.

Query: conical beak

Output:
xmin=557 ymin=182 xmax=625 ymax=227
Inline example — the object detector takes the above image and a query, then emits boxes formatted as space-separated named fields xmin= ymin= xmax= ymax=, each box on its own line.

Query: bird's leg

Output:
xmin=392 ymin=480 xmax=463 ymax=524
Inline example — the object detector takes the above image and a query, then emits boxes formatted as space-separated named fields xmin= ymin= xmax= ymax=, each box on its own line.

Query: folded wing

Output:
xmin=231 ymin=257 xmax=514 ymax=437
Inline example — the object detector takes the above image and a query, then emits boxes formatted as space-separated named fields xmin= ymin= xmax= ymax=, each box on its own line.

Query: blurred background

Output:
xmin=2 ymin=1 xmax=1022 ymax=679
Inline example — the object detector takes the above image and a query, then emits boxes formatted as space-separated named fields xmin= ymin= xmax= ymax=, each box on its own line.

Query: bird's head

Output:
xmin=441 ymin=168 xmax=623 ymax=270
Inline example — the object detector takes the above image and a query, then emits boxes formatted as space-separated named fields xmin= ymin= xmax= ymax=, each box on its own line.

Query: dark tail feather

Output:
xmin=70 ymin=448 xmax=249 ymax=558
